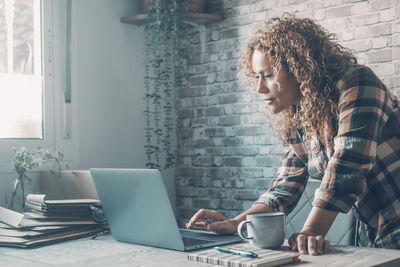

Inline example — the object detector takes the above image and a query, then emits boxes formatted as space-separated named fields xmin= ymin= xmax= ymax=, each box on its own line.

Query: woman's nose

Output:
xmin=257 ymin=77 xmax=269 ymax=94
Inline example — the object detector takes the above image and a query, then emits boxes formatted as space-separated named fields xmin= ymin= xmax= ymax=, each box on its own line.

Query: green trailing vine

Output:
xmin=143 ymin=0 xmax=187 ymax=169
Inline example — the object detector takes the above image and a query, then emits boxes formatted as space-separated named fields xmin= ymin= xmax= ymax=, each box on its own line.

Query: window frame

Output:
xmin=0 ymin=0 xmax=57 ymax=171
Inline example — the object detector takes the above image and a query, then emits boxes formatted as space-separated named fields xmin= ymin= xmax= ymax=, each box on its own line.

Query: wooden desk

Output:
xmin=0 ymin=234 xmax=399 ymax=266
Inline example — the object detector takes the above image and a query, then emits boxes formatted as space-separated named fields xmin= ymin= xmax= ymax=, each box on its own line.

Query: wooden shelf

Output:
xmin=120 ymin=12 xmax=222 ymax=25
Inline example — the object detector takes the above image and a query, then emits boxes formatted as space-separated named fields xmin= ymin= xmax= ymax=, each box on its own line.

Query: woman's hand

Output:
xmin=186 ymin=209 xmax=239 ymax=235
xmin=288 ymin=231 xmax=330 ymax=256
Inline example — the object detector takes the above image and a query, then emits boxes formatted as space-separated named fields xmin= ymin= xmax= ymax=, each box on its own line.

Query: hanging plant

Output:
xmin=143 ymin=0 xmax=189 ymax=169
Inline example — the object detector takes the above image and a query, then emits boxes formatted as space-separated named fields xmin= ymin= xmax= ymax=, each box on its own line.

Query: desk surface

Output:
xmin=0 ymin=234 xmax=399 ymax=267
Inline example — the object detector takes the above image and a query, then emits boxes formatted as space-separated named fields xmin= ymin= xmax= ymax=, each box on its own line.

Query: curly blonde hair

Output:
xmin=241 ymin=13 xmax=357 ymax=143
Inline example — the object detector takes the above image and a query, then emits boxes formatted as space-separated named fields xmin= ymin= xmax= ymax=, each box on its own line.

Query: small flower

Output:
xmin=12 ymin=146 xmax=67 ymax=178
xmin=9 ymin=146 xmax=68 ymax=211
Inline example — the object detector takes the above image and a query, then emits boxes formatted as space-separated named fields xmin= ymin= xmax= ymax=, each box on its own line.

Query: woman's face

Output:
xmin=252 ymin=49 xmax=302 ymax=114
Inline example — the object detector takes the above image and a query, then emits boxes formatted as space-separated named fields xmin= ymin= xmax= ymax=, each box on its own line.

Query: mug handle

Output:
xmin=237 ymin=220 xmax=253 ymax=240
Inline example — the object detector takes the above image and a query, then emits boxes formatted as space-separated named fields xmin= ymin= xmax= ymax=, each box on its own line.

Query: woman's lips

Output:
xmin=264 ymin=98 xmax=274 ymax=105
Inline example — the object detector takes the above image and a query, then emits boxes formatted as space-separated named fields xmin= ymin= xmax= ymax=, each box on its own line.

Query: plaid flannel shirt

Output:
xmin=256 ymin=65 xmax=400 ymax=248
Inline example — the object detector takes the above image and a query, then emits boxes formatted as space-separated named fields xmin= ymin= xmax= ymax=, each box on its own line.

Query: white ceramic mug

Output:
xmin=237 ymin=212 xmax=286 ymax=249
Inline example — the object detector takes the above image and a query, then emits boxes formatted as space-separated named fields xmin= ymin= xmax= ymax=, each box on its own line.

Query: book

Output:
xmin=25 ymin=194 xmax=100 ymax=213
xmin=0 ymin=224 xmax=108 ymax=248
xmin=0 ymin=196 xmax=108 ymax=248
xmin=187 ymin=242 xmax=300 ymax=267
xmin=0 ymin=207 xmax=100 ymax=228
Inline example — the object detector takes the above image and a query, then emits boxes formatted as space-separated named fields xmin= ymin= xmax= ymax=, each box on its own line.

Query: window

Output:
xmin=0 ymin=0 xmax=43 ymax=138
xmin=0 ymin=0 xmax=57 ymax=169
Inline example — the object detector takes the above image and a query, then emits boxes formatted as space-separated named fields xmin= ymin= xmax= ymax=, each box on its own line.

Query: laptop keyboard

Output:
xmin=182 ymin=237 xmax=213 ymax=247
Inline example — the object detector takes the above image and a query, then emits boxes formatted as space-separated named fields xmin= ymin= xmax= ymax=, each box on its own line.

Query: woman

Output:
xmin=186 ymin=13 xmax=400 ymax=255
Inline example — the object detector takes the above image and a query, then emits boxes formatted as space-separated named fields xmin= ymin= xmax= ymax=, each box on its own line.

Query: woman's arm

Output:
xmin=313 ymin=66 xmax=393 ymax=214
xmin=187 ymin=144 xmax=309 ymax=234
xmin=186 ymin=203 xmax=273 ymax=234
xmin=289 ymin=207 xmax=338 ymax=255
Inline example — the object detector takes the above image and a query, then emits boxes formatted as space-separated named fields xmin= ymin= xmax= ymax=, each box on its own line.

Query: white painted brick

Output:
xmin=322 ymin=17 xmax=351 ymax=32
xmin=324 ymin=0 xmax=345 ymax=8
xmin=210 ymin=31 xmax=220 ymax=41
xmin=395 ymin=89 xmax=400 ymax=99
xmin=263 ymin=167 xmax=278 ymax=178
xmin=353 ymin=26 xmax=370 ymax=39
xmin=380 ymin=8 xmax=396 ymax=22
xmin=263 ymin=0 xmax=279 ymax=10
xmin=392 ymin=75 xmax=400 ymax=89
xmin=395 ymin=21 xmax=400 ymax=33
xmin=395 ymin=61 xmax=400 ymax=74
xmin=344 ymin=39 xmax=372 ymax=52
xmin=368 ymin=49 xmax=392 ymax=63
xmin=371 ymin=0 xmax=393 ymax=10
xmin=393 ymin=47 xmax=400 ymax=60
xmin=372 ymin=37 xmax=389 ymax=49
xmin=258 ymin=146 xmax=271 ymax=155
xmin=210 ymin=54 xmax=219 ymax=62
xmin=249 ymin=1 xmax=266 ymax=13
xmin=239 ymin=114 xmax=252 ymax=124
xmin=390 ymin=33 xmax=400 ymax=46
xmin=312 ymin=10 xmax=326 ymax=22
xmin=381 ymin=77 xmax=392 ymax=88
xmin=356 ymin=53 xmax=368 ymax=65
xmin=351 ymin=1 xmax=372 ymax=14
xmin=369 ymin=62 xmax=396 ymax=76
xmin=305 ymin=1 xmax=324 ymax=10
xmin=342 ymin=29 xmax=354 ymax=41
xmin=289 ymin=0 xmax=308 ymax=4
xmin=254 ymin=12 xmax=267 ymax=22
xmin=236 ymin=14 xmax=255 ymax=25
xmin=350 ymin=12 xmax=380 ymax=26
xmin=239 ymin=92 xmax=252 ymax=103
xmin=297 ymin=9 xmax=313 ymax=20
xmin=369 ymin=22 xmax=393 ymax=37
xmin=238 ymin=5 xmax=251 ymax=15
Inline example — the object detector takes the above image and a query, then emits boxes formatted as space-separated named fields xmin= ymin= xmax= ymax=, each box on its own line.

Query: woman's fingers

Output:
xmin=296 ymin=234 xmax=308 ymax=254
xmin=289 ymin=233 xmax=330 ymax=256
xmin=288 ymin=234 xmax=298 ymax=251
xmin=186 ymin=209 xmax=227 ymax=230
xmin=323 ymin=239 xmax=330 ymax=253
xmin=307 ymin=235 xmax=318 ymax=255
xmin=186 ymin=209 xmax=209 ymax=229
xmin=190 ymin=221 xmax=207 ymax=228
xmin=315 ymin=235 xmax=324 ymax=254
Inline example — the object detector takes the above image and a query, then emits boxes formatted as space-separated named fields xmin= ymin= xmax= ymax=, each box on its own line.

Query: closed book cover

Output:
xmin=187 ymin=243 xmax=299 ymax=267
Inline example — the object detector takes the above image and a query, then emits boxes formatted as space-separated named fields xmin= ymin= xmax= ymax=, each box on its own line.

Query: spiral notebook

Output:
xmin=187 ymin=242 xmax=300 ymax=267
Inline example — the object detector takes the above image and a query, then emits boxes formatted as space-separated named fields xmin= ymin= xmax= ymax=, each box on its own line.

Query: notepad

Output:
xmin=187 ymin=242 xmax=300 ymax=267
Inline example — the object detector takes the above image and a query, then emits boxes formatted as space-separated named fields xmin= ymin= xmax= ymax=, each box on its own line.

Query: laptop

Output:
xmin=90 ymin=168 xmax=242 ymax=251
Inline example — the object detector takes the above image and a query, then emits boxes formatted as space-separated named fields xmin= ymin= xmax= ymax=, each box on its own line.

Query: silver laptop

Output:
xmin=90 ymin=168 xmax=242 ymax=251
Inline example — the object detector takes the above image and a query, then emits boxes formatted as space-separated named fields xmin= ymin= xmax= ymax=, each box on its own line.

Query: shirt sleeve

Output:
xmin=313 ymin=66 xmax=391 ymax=213
xmin=255 ymin=144 xmax=309 ymax=215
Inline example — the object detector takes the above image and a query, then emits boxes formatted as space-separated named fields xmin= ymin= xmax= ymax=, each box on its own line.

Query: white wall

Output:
xmin=0 ymin=0 xmax=177 ymax=211
xmin=71 ymin=0 xmax=176 ymax=210
xmin=72 ymin=0 xmax=145 ymax=169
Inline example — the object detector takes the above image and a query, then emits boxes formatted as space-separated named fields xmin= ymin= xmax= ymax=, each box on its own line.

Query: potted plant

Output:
xmin=5 ymin=146 xmax=68 ymax=211
xmin=142 ymin=0 xmax=191 ymax=170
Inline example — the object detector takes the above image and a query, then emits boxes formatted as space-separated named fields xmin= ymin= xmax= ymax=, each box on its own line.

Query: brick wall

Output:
xmin=175 ymin=0 xmax=400 ymax=227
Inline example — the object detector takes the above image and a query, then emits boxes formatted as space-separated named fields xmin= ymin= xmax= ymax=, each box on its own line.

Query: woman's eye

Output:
xmin=254 ymin=74 xmax=272 ymax=79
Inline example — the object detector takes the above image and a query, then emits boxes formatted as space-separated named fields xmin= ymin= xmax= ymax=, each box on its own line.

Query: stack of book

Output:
xmin=0 ymin=194 xmax=108 ymax=248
